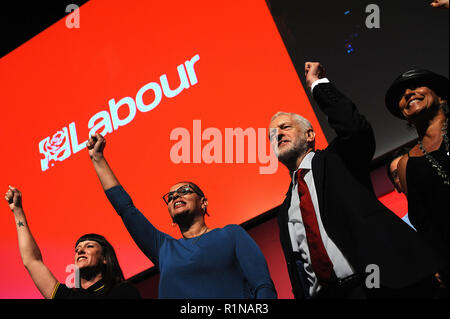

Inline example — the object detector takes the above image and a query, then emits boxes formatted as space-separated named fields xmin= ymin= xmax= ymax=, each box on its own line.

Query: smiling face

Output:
xmin=268 ymin=114 xmax=314 ymax=165
xmin=74 ymin=240 xmax=106 ymax=270
xmin=166 ymin=183 xmax=207 ymax=221
xmin=398 ymin=86 xmax=444 ymax=121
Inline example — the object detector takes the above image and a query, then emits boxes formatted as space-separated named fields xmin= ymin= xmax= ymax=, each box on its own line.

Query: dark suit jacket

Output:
xmin=277 ymin=82 xmax=441 ymax=299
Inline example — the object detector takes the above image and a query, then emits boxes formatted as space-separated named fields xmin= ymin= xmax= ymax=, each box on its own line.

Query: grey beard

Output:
xmin=276 ymin=141 xmax=308 ymax=165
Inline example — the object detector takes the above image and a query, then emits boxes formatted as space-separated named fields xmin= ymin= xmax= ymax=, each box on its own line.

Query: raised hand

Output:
xmin=4 ymin=186 xmax=58 ymax=299
xmin=86 ymin=133 xmax=119 ymax=190
xmin=5 ymin=185 xmax=23 ymax=212
xmin=86 ymin=133 xmax=106 ymax=162
xmin=430 ymin=0 xmax=449 ymax=9
xmin=304 ymin=62 xmax=326 ymax=91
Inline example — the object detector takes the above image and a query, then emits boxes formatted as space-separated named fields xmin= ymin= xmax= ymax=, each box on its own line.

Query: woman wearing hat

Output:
xmin=4 ymin=186 xmax=141 ymax=299
xmin=385 ymin=69 xmax=448 ymax=288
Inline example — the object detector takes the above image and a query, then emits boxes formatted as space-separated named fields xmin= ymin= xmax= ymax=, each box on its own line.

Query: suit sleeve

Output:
xmin=312 ymin=82 xmax=375 ymax=184
xmin=105 ymin=185 xmax=171 ymax=265
xmin=231 ymin=225 xmax=277 ymax=299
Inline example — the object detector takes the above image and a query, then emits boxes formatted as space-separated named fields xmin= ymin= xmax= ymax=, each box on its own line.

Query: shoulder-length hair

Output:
xmin=75 ymin=233 xmax=125 ymax=291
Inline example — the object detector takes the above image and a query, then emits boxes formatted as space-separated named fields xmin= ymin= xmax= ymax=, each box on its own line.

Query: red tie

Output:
xmin=297 ymin=168 xmax=334 ymax=285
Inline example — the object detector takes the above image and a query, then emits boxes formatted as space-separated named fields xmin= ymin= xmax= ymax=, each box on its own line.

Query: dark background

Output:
xmin=1 ymin=1 xmax=89 ymax=57
xmin=2 ymin=0 xmax=448 ymax=160
xmin=267 ymin=0 xmax=449 ymax=160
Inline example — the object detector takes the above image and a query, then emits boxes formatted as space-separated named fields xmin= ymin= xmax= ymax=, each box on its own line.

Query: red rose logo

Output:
xmin=43 ymin=131 xmax=70 ymax=159
xmin=39 ymin=128 xmax=72 ymax=171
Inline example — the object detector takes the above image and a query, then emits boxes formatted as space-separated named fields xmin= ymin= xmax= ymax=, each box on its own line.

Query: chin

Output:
xmin=172 ymin=207 xmax=189 ymax=217
xmin=76 ymin=262 xmax=88 ymax=269
xmin=277 ymin=146 xmax=300 ymax=162
xmin=172 ymin=210 xmax=193 ymax=225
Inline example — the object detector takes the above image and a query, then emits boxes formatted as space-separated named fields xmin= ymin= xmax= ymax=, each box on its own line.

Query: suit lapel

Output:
xmin=278 ymin=182 xmax=293 ymax=230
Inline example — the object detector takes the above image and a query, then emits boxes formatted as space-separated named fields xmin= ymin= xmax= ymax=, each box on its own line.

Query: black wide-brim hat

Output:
xmin=385 ymin=69 xmax=449 ymax=119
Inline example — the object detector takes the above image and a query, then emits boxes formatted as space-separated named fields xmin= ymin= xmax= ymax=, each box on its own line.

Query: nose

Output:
xmin=277 ymin=131 xmax=285 ymax=142
xmin=269 ymin=128 xmax=280 ymax=142
xmin=403 ymin=88 xmax=416 ymax=101
xmin=168 ymin=192 xmax=185 ymax=207
xmin=76 ymin=247 xmax=86 ymax=256
xmin=172 ymin=193 xmax=181 ymax=201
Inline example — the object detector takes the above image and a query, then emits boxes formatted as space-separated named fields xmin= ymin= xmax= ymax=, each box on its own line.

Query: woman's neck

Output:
xmin=80 ymin=272 xmax=103 ymax=290
xmin=181 ymin=219 xmax=209 ymax=239
xmin=415 ymin=110 xmax=447 ymax=141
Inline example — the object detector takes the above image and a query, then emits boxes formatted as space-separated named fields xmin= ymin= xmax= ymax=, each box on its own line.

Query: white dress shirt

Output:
xmin=287 ymin=151 xmax=354 ymax=297
xmin=310 ymin=77 xmax=330 ymax=92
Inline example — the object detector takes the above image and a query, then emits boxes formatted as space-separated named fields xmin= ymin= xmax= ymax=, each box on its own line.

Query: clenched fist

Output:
xmin=305 ymin=62 xmax=326 ymax=91
xmin=431 ymin=0 xmax=449 ymax=9
xmin=86 ymin=133 xmax=106 ymax=162
xmin=5 ymin=186 xmax=23 ymax=212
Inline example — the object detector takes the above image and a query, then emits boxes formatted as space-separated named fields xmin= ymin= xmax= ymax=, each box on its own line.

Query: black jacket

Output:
xmin=277 ymin=82 xmax=441 ymax=299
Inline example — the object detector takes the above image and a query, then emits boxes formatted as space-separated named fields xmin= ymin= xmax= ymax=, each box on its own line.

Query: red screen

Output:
xmin=0 ymin=0 xmax=328 ymax=298
xmin=378 ymin=190 xmax=408 ymax=219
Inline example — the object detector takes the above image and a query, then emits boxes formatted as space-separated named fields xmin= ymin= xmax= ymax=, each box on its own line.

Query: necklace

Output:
xmin=417 ymin=118 xmax=449 ymax=186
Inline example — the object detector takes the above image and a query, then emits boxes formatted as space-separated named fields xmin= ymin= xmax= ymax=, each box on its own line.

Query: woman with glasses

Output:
xmin=86 ymin=133 xmax=277 ymax=299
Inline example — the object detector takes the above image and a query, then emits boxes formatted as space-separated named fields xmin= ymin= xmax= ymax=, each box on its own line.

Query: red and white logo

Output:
xmin=38 ymin=53 xmax=201 ymax=171
xmin=39 ymin=128 xmax=72 ymax=171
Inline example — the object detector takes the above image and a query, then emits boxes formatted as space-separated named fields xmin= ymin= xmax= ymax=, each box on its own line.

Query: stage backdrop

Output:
xmin=0 ymin=0 xmax=328 ymax=298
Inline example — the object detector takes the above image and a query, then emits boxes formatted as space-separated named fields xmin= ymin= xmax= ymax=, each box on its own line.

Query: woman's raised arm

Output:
xmin=4 ymin=186 xmax=58 ymax=299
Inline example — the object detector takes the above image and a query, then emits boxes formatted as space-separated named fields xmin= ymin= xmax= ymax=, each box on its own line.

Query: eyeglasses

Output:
xmin=162 ymin=184 xmax=202 ymax=205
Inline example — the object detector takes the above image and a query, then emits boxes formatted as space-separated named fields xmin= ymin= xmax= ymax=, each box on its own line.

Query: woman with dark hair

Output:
xmin=4 ymin=186 xmax=141 ymax=299
xmin=86 ymin=133 xmax=277 ymax=299
xmin=385 ymin=69 xmax=449 ymax=288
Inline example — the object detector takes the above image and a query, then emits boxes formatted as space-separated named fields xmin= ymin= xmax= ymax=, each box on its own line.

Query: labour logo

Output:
xmin=39 ymin=128 xmax=72 ymax=171
xmin=37 ymin=53 xmax=201 ymax=172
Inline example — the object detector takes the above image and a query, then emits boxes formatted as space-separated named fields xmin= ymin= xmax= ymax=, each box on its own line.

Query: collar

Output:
xmin=84 ymin=278 xmax=105 ymax=293
xmin=291 ymin=151 xmax=315 ymax=183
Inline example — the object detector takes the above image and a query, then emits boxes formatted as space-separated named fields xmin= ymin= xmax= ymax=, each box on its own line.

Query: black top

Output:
xmin=52 ymin=279 xmax=142 ymax=299
xmin=406 ymin=142 xmax=449 ymax=281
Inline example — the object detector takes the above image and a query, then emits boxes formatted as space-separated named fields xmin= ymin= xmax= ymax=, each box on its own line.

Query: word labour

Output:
xmin=39 ymin=54 xmax=200 ymax=171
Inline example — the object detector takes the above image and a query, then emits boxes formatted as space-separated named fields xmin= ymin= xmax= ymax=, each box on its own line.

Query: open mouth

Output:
xmin=77 ymin=256 xmax=88 ymax=262
xmin=173 ymin=200 xmax=186 ymax=209
xmin=407 ymin=97 xmax=423 ymax=108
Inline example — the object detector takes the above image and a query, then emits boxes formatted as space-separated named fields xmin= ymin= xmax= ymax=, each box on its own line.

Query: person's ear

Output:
xmin=305 ymin=129 xmax=315 ymax=142
xmin=201 ymin=198 xmax=208 ymax=211
xmin=305 ymin=129 xmax=316 ymax=150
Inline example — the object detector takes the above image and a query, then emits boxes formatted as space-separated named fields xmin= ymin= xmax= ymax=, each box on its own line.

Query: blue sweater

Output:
xmin=105 ymin=185 xmax=277 ymax=299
